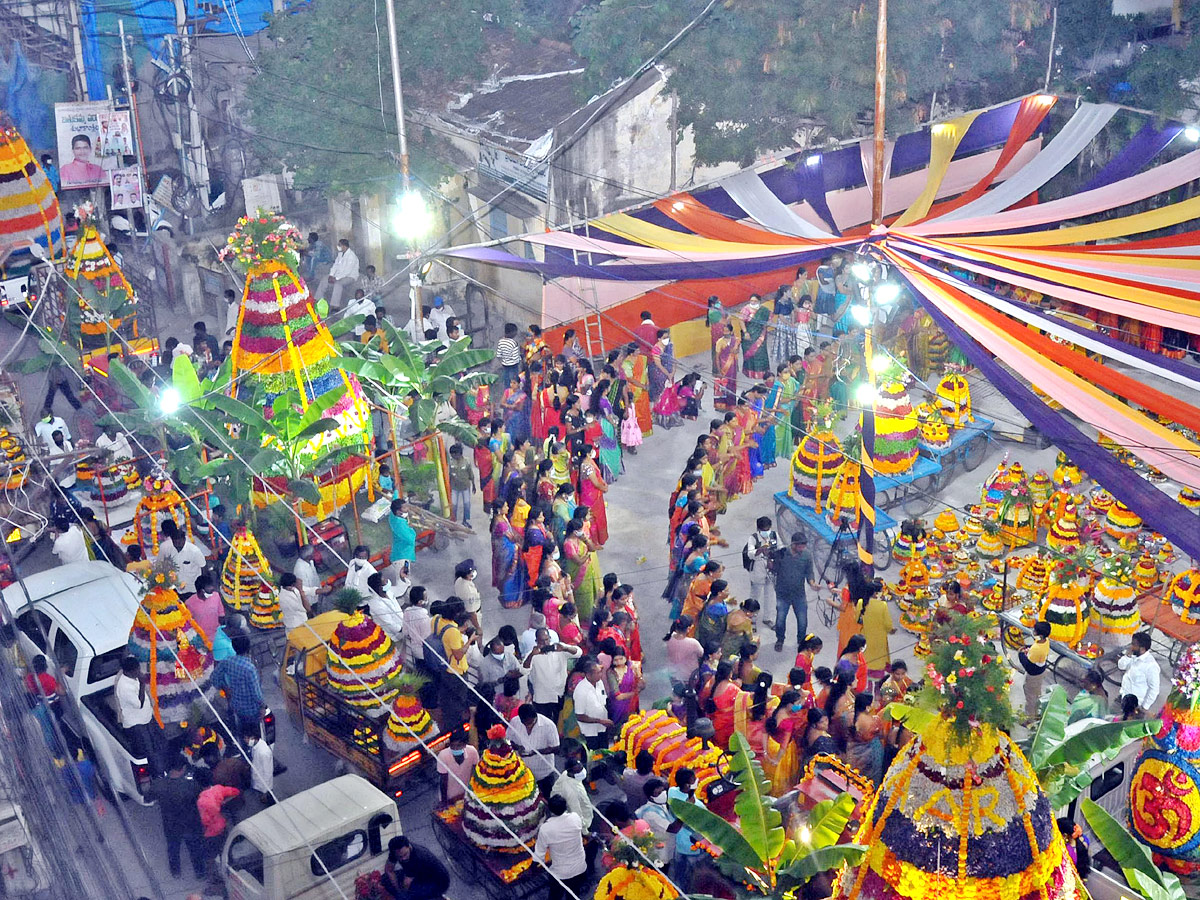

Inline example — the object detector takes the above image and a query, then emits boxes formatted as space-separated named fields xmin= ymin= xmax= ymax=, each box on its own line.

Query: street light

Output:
xmin=159 ymin=387 xmax=182 ymax=415
xmin=394 ymin=190 xmax=433 ymax=242
xmin=1185 ymin=126 xmax=1200 ymax=143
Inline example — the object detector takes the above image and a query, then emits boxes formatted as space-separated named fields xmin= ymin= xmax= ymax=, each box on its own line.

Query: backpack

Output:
xmin=742 ymin=532 xmax=777 ymax=574
xmin=694 ymin=598 xmax=729 ymax=649
xmin=423 ymin=619 xmax=454 ymax=676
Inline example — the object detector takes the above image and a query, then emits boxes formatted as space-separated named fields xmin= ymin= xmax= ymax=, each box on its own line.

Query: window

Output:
xmin=17 ymin=610 xmax=52 ymax=652
xmin=311 ymin=830 xmax=367 ymax=876
xmin=488 ymin=207 xmax=508 ymax=240
xmin=367 ymin=813 xmax=393 ymax=855
xmin=51 ymin=629 xmax=78 ymax=679
xmin=1090 ymin=762 xmax=1124 ymax=801
xmin=228 ymin=836 xmax=265 ymax=887
xmin=88 ymin=647 xmax=127 ymax=684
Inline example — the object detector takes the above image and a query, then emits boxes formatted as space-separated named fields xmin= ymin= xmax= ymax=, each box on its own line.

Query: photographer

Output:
xmin=521 ymin=627 xmax=582 ymax=723
xmin=772 ymin=532 xmax=818 ymax=652
xmin=743 ymin=516 xmax=779 ymax=628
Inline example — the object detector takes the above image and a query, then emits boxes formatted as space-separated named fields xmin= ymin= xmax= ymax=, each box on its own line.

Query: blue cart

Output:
xmin=873 ymin=455 xmax=944 ymax=518
xmin=774 ymin=490 xmax=897 ymax=579
xmin=920 ymin=416 xmax=995 ymax=480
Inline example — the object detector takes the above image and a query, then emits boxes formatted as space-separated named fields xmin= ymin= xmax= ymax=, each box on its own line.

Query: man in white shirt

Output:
xmin=156 ymin=521 xmax=206 ymax=597
xmin=519 ymin=613 xmax=557 ymax=658
xmin=224 ymin=288 xmax=240 ymax=336
xmin=50 ymin=517 xmax=90 ymax=565
xmin=292 ymin=544 xmax=326 ymax=609
xmin=506 ymin=704 xmax=560 ymax=796
xmin=550 ymin=755 xmax=593 ymax=830
xmin=521 ymin=628 xmax=581 ymax=723
xmin=428 ymin=295 xmax=456 ymax=344
xmin=344 ymin=545 xmax=376 ymax=596
xmin=534 ymin=796 xmax=587 ymax=899
xmin=324 ymin=238 xmax=360 ymax=309
xmin=243 ymin=727 xmax=273 ymax=800
xmin=572 ymin=660 xmax=611 ymax=751
xmin=342 ymin=289 xmax=375 ymax=336
xmin=401 ymin=586 xmax=432 ymax=667
xmin=277 ymin=574 xmax=312 ymax=632
xmin=404 ymin=305 xmax=432 ymax=344
xmin=34 ymin=409 xmax=71 ymax=454
xmin=1118 ymin=632 xmax=1162 ymax=712
xmin=366 ymin=573 xmax=404 ymax=642
xmin=116 ymin=656 xmax=161 ymax=769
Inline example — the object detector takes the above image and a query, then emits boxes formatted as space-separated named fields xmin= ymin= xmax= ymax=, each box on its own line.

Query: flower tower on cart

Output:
xmin=1166 ymin=568 xmax=1200 ymax=625
xmin=125 ymin=559 xmax=217 ymax=726
xmin=220 ymin=524 xmax=273 ymax=612
xmin=1129 ymin=643 xmax=1200 ymax=875
xmin=62 ymin=203 xmax=142 ymax=363
xmin=832 ymin=614 xmax=1086 ymax=900
xmin=1091 ymin=554 xmax=1140 ymax=638
xmin=1039 ymin=558 xmax=1092 ymax=647
xmin=462 ymin=724 xmax=547 ymax=852
xmin=130 ymin=474 xmax=194 ymax=556
xmin=324 ymin=604 xmax=403 ymax=709
xmin=791 ymin=400 xmax=844 ymax=513
xmin=0 ymin=125 xmax=64 ymax=281
xmin=221 ymin=211 xmax=372 ymax=518
xmin=873 ymin=376 xmax=920 ymax=476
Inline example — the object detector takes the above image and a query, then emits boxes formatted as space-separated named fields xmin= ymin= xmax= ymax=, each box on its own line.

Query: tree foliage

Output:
xmin=243 ymin=0 xmax=523 ymax=191
xmin=573 ymin=0 xmax=1052 ymax=165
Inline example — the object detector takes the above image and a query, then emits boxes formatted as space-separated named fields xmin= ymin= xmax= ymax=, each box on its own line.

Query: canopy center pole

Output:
xmin=871 ymin=0 xmax=889 ymax=226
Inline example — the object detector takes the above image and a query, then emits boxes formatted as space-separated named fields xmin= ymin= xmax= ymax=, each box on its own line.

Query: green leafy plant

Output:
xmin=667 ymin=732 xmax=865 ymax=897
xmin=331 ymin=587 xmax=365 ymax=615
xmin=1021 ymin=685 xmax=1159 ymax=809
xmin=1080 ymin=798 xmax=1186 ymax=900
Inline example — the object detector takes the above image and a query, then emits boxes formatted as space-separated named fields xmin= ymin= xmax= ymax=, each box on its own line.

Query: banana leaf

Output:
xmin=728 ymin=733 xmax=785 ymax=866
xmin=287 ymin=478 xmax=323 ymax=505
xmin=1026 ymin=685 xmax=1070 ymax=769
xmin=668 ymin=796 xmax=762 ymax=873
xmin=807 ymin=792 xmax=858 ymax=849
xmin=295 ymin=416 xmax=341 ymax=441
xmin=880 ymin=702 xmax=936 ymax=736
xmin=1080 ymin=798 xmax=1185 ymax=900
xmin=172 ymin=355 xmax=203 ymax=403
xmin=778 ymin=844 xmax=867 ymax=883
xmin=1040 ymin=718 xmax=1160 ymax=771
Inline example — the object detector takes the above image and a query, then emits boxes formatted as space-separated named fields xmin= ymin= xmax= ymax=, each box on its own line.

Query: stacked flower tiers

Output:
xmin=325 ymin=610 xmax=402 ymax=708
xmin=384 ymin=694 xmax=438 ymax=752
xmin=221 ymin=525 xmax=273 ymax=612
xmin=462 ymin=726 xmax=545 ymax=852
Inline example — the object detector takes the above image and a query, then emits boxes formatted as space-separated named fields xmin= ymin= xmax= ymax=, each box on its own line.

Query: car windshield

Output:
xmin=88 ymin=647 xmax=126 ymax=684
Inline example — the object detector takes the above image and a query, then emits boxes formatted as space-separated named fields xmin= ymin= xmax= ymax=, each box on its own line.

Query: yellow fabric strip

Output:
xmin=893 ymin=111 xmax=982 ymax=227
xmin=963 ymin=193 xmax=1200 ymax=247
xmin=592 ymin=212 xmax=814 ymax=253
xmin=969 ymin=244 xmax=1200 ymax=275
xmin=904 ymin=235 xmax=1200 ymax=317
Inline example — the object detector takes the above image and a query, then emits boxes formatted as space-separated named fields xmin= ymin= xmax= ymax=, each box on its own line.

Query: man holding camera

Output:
xmin=521 ymin=627 xmax=582 ymax=724
xmin=743 ymin=516 xmax=778 ymax=630
xmin=772 ymin=532 xmax=818 ymax=652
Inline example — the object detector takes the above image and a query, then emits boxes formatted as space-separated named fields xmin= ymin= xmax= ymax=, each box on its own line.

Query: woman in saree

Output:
xmin=539 ymin=370 xmax=569 ymax=442
xmin=846 ymin=691 xmax=885 ymax=785
xmin=610 ymin=585 xmax=643 ymax=662
xmin=772 ymin=285 xmax=798 ymax=366
xmin=677 ymin=372 xmax=704 ymax=420
xmin=759 ymin=374 xmax=780 ymax=469
xmin=589 ymin=381 xmax=623 ymax=482
xmin=706 ymin=661 xmax=740 ymax=749
xmin=497 ymin=450 xmax=524 ymax=513
xmin=577 ymin=443 xmax=610 ymax=546
xmin=666 ymin=535 xmax=711 ymax=621
xmin=500 ymin=375 xmax=531 ymax=444
xmin=707 ymin=295 xmax=724 ymax=374
xmin=763 ymin=689 xmax=804 ymax=794
xmin=550 ymin=483 xmax=576 ymax=546
xmin=490 ymin=500 xmax=524 ymax=608
xmin=474 ymin=419 xmax=496 ymax=514
xmin=623 ymin=345 xmax=654 ymax=437
xmin=557 ymin=601 xmax=584 ymax=648
xmin=729 ymin=401 xmax=757 ymax=497
xmin=463 ymin=383 xmax=490 ymax=428
xmin=741 ymin=675 xmax=780 ymax=768
xmin=521 ymin=507 xmax=555 ymax=596
xmin=533 ymin=459 xmax=557 ymax=508
xmin=562 ymin=517 xmax=602 ymax=621
xmin=714 ymin=323 xmax=739 ymax=412
xmin=605 ymin=647 xmax=644 ymax=729
xmin=775 ymin=361 xmax=801 ymax=459
xmin=548 ymin=441 xmax=572 ymax=486
xmin=740 ymin=298 xmax=772 ymax=380
xmin=648 ymin=330 xmax=673 ymax=402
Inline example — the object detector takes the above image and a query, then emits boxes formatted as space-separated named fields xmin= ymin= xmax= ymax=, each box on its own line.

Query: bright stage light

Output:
xmin=159 ymin=387 xmax=182 ymax=415
xmin=851 ymin=304 xmax=871 ymax=326
xmin=875 ymin=282 xmax=901 ymax=305
xmin=871 ymin=353 xmax=892 ymax=373
xmin=1185 ymin=126 xmax=1200 ymax=143
xmin=851 ymin=261 xmax=873 ymax=282
xmin=394 ymin=190 xmax=433 ymax=241
xmin=856 ymin=383 xmax=877 ymax=404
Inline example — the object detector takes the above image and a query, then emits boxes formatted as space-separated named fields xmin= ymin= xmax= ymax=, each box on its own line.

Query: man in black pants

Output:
xmin=382 ymin=836 xmax=451 ymax=900
xmin=145 ymin=754 xmax=206 ymax=879
xmin=44 ymin=360 xmax=82 ymax=411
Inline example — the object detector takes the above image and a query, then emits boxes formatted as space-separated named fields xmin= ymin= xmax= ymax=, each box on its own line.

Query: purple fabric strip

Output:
xmin=936 ymin=263 xmax=1200 ymax=384
xmin=1080 ymin=122 xmax=1182 ymax=192
xmin=899 ymin=266 xmax=1200 ymax=562
xmin=796 ymin=155 xmax=839 ymax=233
xmin=442 ymin=245 xmax=838 ymax=282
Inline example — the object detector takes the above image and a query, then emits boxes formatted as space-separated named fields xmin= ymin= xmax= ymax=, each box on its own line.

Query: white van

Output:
xmin=223 ymin=775 xmax=402 ymax=900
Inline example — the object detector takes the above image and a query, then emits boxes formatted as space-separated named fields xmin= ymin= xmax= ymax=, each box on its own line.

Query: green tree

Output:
xmin=243 ymin=0 xmax=523 ymax=191
xmin=573 ymin=0 xmax=1052 ymax=165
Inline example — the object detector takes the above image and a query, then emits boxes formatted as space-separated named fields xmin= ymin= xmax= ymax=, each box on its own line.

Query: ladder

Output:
xmin=580 ymin=304 xmax=605 ymax=362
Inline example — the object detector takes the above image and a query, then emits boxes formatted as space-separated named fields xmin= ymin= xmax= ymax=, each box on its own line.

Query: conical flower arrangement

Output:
xmin=826 ymin=459 xmax=861 ymax=527
xmin=1046 ymin=499 xmax=1081 ymax=555
xmin=325 ymin=609 xmax=402 ymax=708
xmin=1166 ymin=569 xmax=1200 ymax=625
xmin=250 ymin=584 xmax=283 ymax=630
xmin=1040 ymin=563 xmax=1091 ymax=647
xmin=1015 ymin=554 xmax=1050 ymax=595
xmin=1129 ymin=644 xmax=1200 ymax=874
xmin=1091 ymin=555 xmax=1140 ymax=637
xmin=126 ymin=560 xmax=216 ymax=726
xmin=463 ymin=725 xmax=546 ymax=853
xmin=934 ymin=370 xmax=972 ymax=427
xmin=131 ymin=474 xmax=194 ymax=555
xmin=63 ymin=205 xmax=139 ymax=351
xmin=791 ymin=402 xmax=843 ymax=513
xmin=0 ymin=125 xmax=64 ymax=275
xmin=1105 ymin=501 xmax=1142 ymax=545
xmin=222 ymin=211 xmax=373 ymax=518
xmin=874 ymin=379 xmax=920 ymax=476
xmin=221 ymin=525 xmax=273 ymax=612
xmin=833 ymin=614 xmax=1084 ymax=900
xmin=384 ymin=694 xmax=439 ymax=752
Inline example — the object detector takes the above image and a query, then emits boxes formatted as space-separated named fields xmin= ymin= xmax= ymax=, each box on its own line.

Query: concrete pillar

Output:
xmin=359 ymin=192 xmax=385 ymax=272
xmin=327 ymin=195 xmax=353 ymax=243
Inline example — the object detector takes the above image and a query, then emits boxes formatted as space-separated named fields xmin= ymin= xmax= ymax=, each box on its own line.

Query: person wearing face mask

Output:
xmin=506 ymin=703 xmax=560 ymax=797
xmin=743 ymin=516 xmax=779 ymax=632
xmin=478 ymin=637 xmax=521 ymax=708
xmin=435 ymin=727 xmax=478 ymax=803
xmin=667 ymin=767 xmax=704 ymax=892
xmin=521 ymin=627 xmax=581 ymax=723
xmin=648 ymin=328 xmax=674 ymax=402
xmin=634 ymin=778 xmax=676 ymax=868
xmin=453 ymin=558 xmax=483 ymax=637
xmin=577 ymin=443 xmax=609 ymax=546
xmin=551 ymin=754 xmax=594 ymax=833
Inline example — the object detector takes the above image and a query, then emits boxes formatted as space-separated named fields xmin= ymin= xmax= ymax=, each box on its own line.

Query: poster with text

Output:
xmin=109 ymin=166 xmax=142 ymax=210
xmin=54 ymin=102 xmax=111 ymax=188
xmin=97 ymin=110 xmax=134 ymax=160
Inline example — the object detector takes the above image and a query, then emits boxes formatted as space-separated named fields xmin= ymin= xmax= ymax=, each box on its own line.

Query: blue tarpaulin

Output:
xmin=129 ymin=0 xmax=274 ymax=56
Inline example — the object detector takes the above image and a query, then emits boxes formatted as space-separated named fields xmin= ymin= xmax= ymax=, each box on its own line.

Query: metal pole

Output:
xmin=871 ymin=0 xmax=889 ymax=226
xmin=382 ymin=0 xmax=410 ymax=187
xmin=1043 ymin=5 xmax=1058 ymax=92
xmin=118 ymin=19 xmax=151 ymax=226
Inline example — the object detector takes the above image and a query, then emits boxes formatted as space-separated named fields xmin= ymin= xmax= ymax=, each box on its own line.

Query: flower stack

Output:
xmin=223 ymin=211 xmax=373 ymax=518
xmin=975 ymin=513 xmax=1005 ymax=560
xmin=934 ymin=371 xmax=972 ymax=427
xmin=980 ymin=457 xmax=1010 ymax=511
xmin=1040 ymin=564 xmax=1091 ymax=647
xmin=1105 ymin=501 xmax=1142 ymax=546
xmin=933 ymin=509 xmax=959 ymax=538
xmin=596 ymin=839 xmax=679 ymax=900
xmin=918 ymin=409 xmax=951 ymax=450
xmin=325 ymin=610 xmax=402 ymax=708
xmin=126 ymin=560 xmax=216 ymax=726
xmin=1133 ymin=553 xmax=1160 ymax=591
xmin=131 ymin=475 xmax=194 ymax=556
xmin=1166 ymin=569 xmax=1200 ymax=625
xmin=0 ymin=126 xmax=64 ymax=277
xmin=1129 ymin=644 xmax=1200 ymax=874
xmin=1088 ymin=488 xmax=1115 ymax=520
xmin=833 ymin=614 xmax=1084 ymax=900
xmin=1015 ymin=554 xmax=1051 ymax=595
xmin=791 ymin=415 xmax=844 ymax=514
xmin=825 ymin=459 xmax=861 ymax=528
xmin=1028 ymin=469 xmax=1053 ymax=513
xmin=997 ymin=462 xmax=1035 ymax=549
xmin=1091 ymin=555 xmax=1140 ymax=637
xmin=874 ymin=379 xmax=920 ymax=476
xmin=221 ymin=525 xmax=273 ymax=612
xmin=614 ymin=710 xmax=724 ymax=799
xmin=249 ymin=584 xmax=283 ymax=630
xmin=462 ymin=725 xmax=545 ymax=853
xmin=1046 ymin=499 xmax=1081 ymax=555
xmin=1178 ymin=487 xmax=1200 ymax=512
xmin=384 ymin=694 xmax=439 ymax=753
xmin=63 ymin=207 xmax=140 ymax=354
xmin=1052 ymin=451 xmax=1083 ymax=489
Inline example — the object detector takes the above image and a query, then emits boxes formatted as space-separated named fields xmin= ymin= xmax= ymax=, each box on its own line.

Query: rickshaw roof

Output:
xmin=285 ymin=611 xmax=348 ymax=651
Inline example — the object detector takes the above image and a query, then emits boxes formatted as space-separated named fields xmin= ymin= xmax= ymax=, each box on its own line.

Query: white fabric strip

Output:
xmin=722 ymin=170 xmax=836 ymax=239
